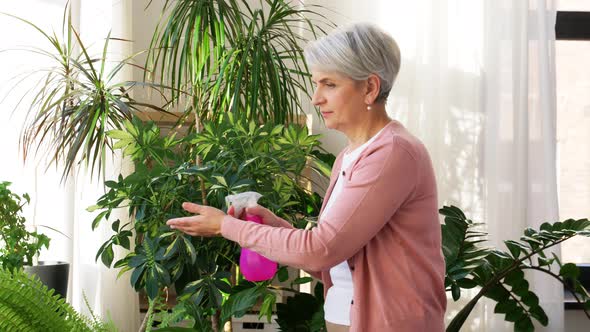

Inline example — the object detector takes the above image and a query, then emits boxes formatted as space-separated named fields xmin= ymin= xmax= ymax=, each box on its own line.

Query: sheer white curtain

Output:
xmin=304 ymin=0 xmax=560 ymax=330
xmin=0 ymin=1 xmax=139 ymax=331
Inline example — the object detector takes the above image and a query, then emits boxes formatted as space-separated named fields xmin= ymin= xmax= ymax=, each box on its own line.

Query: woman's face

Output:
xmin=311 ymin=70 xmax=368 ymax=132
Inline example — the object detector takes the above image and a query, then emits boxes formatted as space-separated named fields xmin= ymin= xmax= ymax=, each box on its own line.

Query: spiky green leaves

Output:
xmin=3 ymin=6 xmax=168 ymax=181
xmin=146 ymin=0 xmax=329 ymax=125
xmin=0 ymin=268 xmax=102 ymax=331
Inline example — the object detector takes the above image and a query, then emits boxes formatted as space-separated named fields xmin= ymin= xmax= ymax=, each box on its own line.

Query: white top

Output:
xmin=321 ymin=127 xmax=385 ymax=326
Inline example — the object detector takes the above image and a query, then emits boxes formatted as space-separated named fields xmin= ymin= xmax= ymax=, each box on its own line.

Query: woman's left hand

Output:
xmin=166 ymin=202 xmax=226 ymax=237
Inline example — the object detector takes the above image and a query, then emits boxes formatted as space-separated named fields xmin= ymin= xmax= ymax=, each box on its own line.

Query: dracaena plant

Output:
xmin=440 ymin=205 xmax=590 ymax=332
xmin=1 ymin=5 xmax=168 ymax=181
xmin=89 ymin=114 xmax=331 ymax=331
xmin=145 ymin=0 xmax=330 ymax=125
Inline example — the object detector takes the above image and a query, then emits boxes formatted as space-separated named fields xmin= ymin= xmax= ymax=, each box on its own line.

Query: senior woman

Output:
xmin=167 ymin=23 xmax=446 ymax=331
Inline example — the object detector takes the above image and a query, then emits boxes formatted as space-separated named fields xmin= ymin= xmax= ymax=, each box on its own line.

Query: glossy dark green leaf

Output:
xmin=111 ymin=219 xmax=120 ymax=232
xmin=292 ymin=277 xmax=313 ymax=285
xmin=451 ymin=283 xmax=461 ymax=301
xmin=130 ymin=266 xmax=145 ymax=289
xmin=213 ymin=279 xmax=232 ymax=294
xmin=494 ymin=299 xmax=517 ymax=314
xmin=521 ymin=292 xmax=539 ymax=308
xmin=92 ymin=210 xmax=108 ymax=230
xmin=504 ymin=269 xmax=525 ymax=287
xmin=457 ymin=278 xmax=478 ymax=289
xmin=505 ymin=307 xmax=524 ymax=322
xmin=514 ymin=315 xmax=534 ymax=332
xmin=221 ymin=286 xmax=262 ymax=323
xmin=559 ymin=263 xmax=580 ymax=279
xmin=118 ymin=234 xmax=131 ymax=250
xmin=258 ymin=292 xmax=276 ymax=323
xmin=511 ymin=279 xmax=530 ymax=297
xmin=128 ymin=255 xmax=145 ymax=268
xmin=277 ymin=266 xmax=289 ymax=282
xmin=528 ymin=305 xmax=548 ymax=326
xmin=145 ymin=270 xmax=159 ymax=300
xmin=101 ymin=245 xmax=114 ymax=267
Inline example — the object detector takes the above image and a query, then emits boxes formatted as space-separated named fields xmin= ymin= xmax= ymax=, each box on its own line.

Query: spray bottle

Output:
xmin=225 ymin=192 xmax=277 ymax=281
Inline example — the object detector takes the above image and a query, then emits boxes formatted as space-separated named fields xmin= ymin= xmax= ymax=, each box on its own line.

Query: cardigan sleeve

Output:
xmin=264 ymin=216 xmax=295 ymax=229
xmin=221 ymin=135 xmax=419 ymax=271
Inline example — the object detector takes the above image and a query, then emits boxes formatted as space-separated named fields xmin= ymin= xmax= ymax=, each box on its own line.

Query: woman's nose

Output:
xmin=311 ymin=90 xmax=324 ymax=106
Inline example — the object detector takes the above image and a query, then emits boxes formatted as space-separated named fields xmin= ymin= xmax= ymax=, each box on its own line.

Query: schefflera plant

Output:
xmin=88 ymin=114 xmax=331 ymax=331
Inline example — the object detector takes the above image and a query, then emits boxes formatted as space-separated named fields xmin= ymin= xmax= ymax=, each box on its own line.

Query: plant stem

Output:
xmin=139 ymin=297 xmax=155 ymax=332
xmin=212 ymin=309 xmax=220 ymax=331
xmin=448 ymin=235 xmax=574 ymax=330
xmin=193 ymin=95 xmax=207 ymax=206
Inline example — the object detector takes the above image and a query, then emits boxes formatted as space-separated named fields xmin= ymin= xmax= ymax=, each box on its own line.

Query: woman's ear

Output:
xmin=365 ymin=74 xmax=381 ymax=104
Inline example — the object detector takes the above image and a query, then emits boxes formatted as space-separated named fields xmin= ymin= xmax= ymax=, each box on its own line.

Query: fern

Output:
xmin=441 ymin=206 xmax=590 ymax=332
xmin=0 ymin=268 xmax=111 ymax=332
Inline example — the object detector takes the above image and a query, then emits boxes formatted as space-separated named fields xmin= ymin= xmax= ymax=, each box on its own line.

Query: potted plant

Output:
xmin=84 ymin=0 xmax=332 ymax=330
xmin=90 ymin=114 xmax=330 ymax=331
xmin=0 ymin=267 xmax=116 ymax=331
xmin=0 ymin=181 xmax=69 ymax=298
xmin=1 ymin=5 xmax=168 ymax=181
xmin=1 ymin=3 xmax=170 ymax=304
xmin=441 ymin=205 xmax=590 ymax=331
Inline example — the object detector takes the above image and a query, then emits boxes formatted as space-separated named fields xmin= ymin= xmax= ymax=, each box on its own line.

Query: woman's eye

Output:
xmin=326 ymin=83 xmax=335 ymax=88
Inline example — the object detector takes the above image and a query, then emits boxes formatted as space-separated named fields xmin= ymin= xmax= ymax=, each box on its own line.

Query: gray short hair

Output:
xmin=304 ymin=23 xmax=401 ymax=103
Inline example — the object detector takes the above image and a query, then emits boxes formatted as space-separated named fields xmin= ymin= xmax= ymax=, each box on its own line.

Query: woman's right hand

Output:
xmin=245 ymin=205 xmax=280 ymax=226
xmin=228 ymin=204 xmax=279 ymax=226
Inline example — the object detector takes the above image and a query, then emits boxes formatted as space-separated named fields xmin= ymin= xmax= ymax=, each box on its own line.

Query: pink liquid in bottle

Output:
xmin=239 ymin=213 xmax=277 ymax=281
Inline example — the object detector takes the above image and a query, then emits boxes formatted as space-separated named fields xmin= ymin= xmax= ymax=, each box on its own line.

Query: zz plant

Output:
xmin=89 ymin=114 xmax=330 ymax=330
xmin=441 ymin=205 xmax=590 ymax=332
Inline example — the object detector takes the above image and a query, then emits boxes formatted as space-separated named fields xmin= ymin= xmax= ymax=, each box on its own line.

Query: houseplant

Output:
xmin=86 ymin=0 xmax=331 ymax=330
xmin=1 ymin=5 xmax=168 ymax=181
xmin=90 ymin=114 xmax=330 ymax=331
xmin=441 ymin=205 xmax=590 ymax=332
xmin=0 ymin=181 xmax=49 ymax=271
xmin=145 ymin=0 xmax=328 ymax=125
xmin=0 ymin=267 xmax=116 ymax=331
xmin=1 ymin=3 xmax=169 ymax=304
xmin=0 ymin=181 xmax=70 ymax=298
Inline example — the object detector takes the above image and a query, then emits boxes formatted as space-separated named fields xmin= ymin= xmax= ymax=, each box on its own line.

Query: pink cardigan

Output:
xmin=221 ymin=120 xmax=447 ymax=331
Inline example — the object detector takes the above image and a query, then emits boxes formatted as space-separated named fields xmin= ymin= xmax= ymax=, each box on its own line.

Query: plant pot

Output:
xmin=24 ymin=261 xmax=69 ymax=298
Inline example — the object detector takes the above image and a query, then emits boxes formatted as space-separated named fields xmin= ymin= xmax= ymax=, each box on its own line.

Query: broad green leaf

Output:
xmin=101 ymin=245 xmax=114 ymax=267
xmin=560 ymin=263 xmax=580 ymax=279
xmin=514 ymin=316 xmax=534 ymax=332
xmin=292 ymin=277 xmax=313 ymax=285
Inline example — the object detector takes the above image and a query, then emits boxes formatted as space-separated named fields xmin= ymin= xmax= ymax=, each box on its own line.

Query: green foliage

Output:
xmin=1 ymin=5 xmax=168 ymax=180
xmin=275 ymin=281 xmax=326 ymax=332
xmin=441 ymin=206 xmax=590 ymax=332
xmin=0 ymin=268 xmax=112 ymax=332
xmin=90 ymin=114 xmax=329 ymax=329
xmin=440 ymin=206 xmax=491 ymax=301
xmin=146 ymin=0 xmax=330 ymax=124
xmin=0 ymin=182 xmax=50 ymax=270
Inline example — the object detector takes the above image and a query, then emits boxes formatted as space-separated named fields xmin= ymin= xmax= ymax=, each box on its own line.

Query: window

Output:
xmin=555 ymin=0 xmax=590 ymax=264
